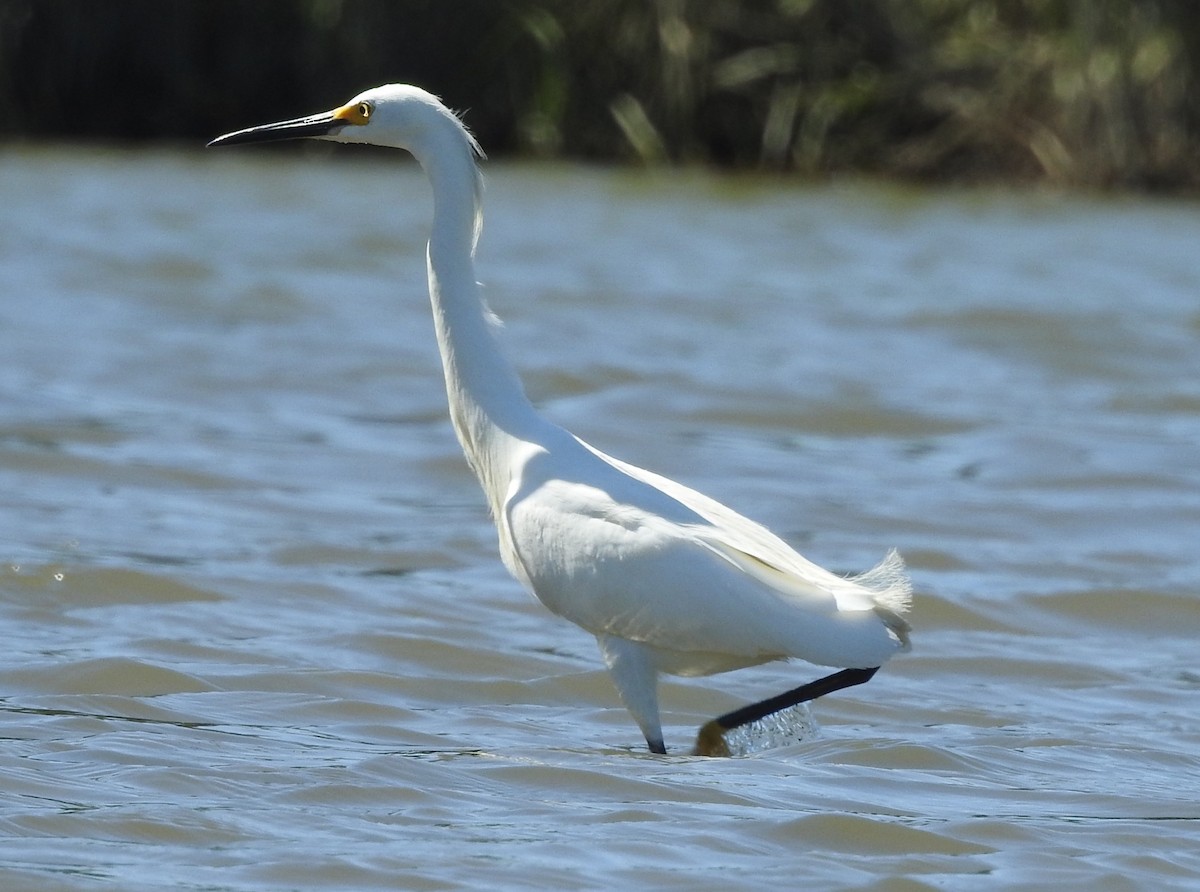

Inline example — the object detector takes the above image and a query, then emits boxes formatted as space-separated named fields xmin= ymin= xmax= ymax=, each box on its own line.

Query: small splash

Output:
xmin=721 ymin=703 xmax=820 ymax=756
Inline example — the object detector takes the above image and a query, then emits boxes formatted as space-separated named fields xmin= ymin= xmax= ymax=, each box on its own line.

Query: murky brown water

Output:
xmin=2 ymin=148 xmax=1198 ymax=889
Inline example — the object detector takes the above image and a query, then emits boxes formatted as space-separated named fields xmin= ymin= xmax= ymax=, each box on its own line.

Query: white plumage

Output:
xmin=210 ymin=84 xmax=912 ymax=754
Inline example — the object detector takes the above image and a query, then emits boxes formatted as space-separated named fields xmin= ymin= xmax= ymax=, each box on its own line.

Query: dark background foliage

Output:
xmin=2 ymin=0 xmax=1198 ymax=188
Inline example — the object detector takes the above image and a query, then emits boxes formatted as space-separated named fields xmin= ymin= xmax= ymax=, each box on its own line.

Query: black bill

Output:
xmin=207 ymin=111 xmax=342 ymax=148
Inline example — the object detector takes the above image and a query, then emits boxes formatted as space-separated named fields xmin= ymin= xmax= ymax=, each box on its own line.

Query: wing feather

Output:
xmin=502 ymin=439 xmax=912 ymax=671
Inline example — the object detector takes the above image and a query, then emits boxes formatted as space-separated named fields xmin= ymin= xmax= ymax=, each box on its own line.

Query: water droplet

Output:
xmin=722 ymin=703 xmax=820 ymax=756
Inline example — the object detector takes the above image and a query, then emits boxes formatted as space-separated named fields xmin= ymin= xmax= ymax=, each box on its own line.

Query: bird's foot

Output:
xmin=692 ymin=719 xmax=731 ymax=757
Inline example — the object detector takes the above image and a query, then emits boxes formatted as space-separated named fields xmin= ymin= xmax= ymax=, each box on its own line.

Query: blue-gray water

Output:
xmin=2 ymin=147 xmax=1198 ymax=889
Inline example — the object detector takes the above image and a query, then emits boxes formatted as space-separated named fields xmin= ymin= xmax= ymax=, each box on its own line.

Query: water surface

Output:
xmin=1 ymin=148 xmax=1198 ymax=889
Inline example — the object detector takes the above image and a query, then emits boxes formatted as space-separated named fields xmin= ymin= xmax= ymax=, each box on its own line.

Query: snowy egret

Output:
xmin=209 ymin=85 xmax=913 ymax=756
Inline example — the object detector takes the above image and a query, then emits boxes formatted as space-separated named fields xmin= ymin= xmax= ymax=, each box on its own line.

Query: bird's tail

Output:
xmin=851 ymin=548 xmax=913 ymax=651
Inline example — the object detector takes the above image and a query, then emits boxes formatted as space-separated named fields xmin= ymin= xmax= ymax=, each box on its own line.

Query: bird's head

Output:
xmin=207 ymin=84 xmax=480 ymax=158
xmin=209 ymin=83 xmax=486 ymax=252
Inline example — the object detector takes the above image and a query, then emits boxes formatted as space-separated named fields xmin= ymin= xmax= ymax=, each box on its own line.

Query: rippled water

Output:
xmin=2 ymin=147 xmax=1198 ymax=889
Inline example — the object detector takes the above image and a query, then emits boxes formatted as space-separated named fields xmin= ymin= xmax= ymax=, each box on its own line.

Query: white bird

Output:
xmin=209 ymin=85 xmax=913 ymax=756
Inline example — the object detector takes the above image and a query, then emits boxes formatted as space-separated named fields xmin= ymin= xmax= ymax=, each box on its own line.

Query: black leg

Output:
xmin=693 ymin=666 xmax=880 ymax=756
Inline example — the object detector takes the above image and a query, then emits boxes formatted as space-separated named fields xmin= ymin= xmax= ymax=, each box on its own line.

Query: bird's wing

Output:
xmin=503 ymin=442 xmax=910 ymax=669
xmin=585 ymin=443 xmax=912 ymax=622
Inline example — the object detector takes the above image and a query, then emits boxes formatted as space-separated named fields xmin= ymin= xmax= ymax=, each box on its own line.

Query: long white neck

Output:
xmin=412 ymin=123 xmax=551 ymax=517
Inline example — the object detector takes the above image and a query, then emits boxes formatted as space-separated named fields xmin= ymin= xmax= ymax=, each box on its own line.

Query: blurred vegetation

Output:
xmin=1 ymin=0 xmax=1198 ymax=188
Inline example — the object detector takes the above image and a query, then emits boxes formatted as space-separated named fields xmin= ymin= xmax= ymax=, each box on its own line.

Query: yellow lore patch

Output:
xmin=333 ymin=101 xmax=373 ymax=126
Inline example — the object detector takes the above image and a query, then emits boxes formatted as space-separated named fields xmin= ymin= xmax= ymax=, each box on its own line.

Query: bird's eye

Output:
xmin=358 ymin=102 xmax=372 ymax=121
